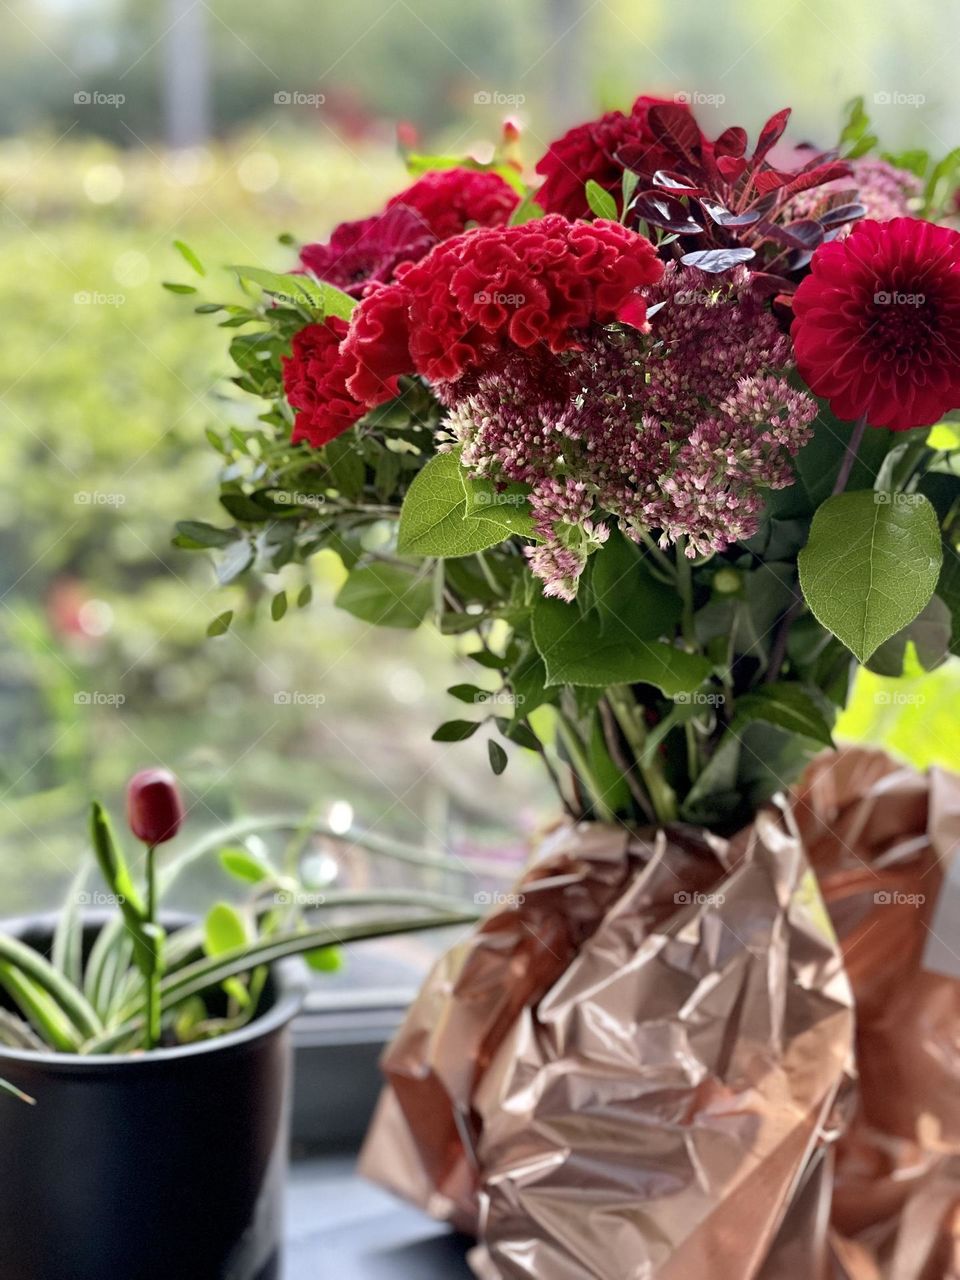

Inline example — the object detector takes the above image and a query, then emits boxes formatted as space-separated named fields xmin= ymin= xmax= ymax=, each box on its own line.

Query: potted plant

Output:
xmin=0 ymin=767 xmax=475 ymax=1280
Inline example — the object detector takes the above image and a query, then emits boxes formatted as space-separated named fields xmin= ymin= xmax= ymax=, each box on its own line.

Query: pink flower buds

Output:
xmin=126 ymin=768 xmax=184 ymax=846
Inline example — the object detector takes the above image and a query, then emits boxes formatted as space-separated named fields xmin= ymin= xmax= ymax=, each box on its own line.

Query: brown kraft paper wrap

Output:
xmin=360 ymin=749 xmax=960 ymax=1278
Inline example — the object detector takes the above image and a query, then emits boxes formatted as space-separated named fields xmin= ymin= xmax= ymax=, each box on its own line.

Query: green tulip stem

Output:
xmin=144 ymin=844 xmax=160 ymax=1052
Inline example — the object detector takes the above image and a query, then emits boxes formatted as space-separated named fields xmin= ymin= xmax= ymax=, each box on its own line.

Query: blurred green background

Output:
xmin=1 ymin=0 xmax=959 ymax=915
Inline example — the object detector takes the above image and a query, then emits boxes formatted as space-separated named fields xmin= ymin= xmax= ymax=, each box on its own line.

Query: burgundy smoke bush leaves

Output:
xmin=536 ymin=100 xmax=862 ymax=288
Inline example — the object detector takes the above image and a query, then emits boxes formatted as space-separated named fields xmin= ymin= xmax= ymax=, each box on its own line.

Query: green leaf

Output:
xmin=172 ymin=240 xmax=205 ymax=276
xmin=335 ymin=562 xmax=432 ymax=628
xmin=88 ymin=909 xmax=480 ymax=1052
xmin=207 ymin=610 xmax=233 ymax=638
xmin=0 ymin=1078 xmax=35 ymax=1105
xmin=508 ymin=647 xmax=551 ymax=715
xmin=161 ymin=281 xmax=197 ymax=295
xmin=798 ymin=490 xmax=942 ymax=662
xmin=230 ymin=265 xmax=356 ymax=321
xmin=502 ymin=720 xmax=541 ymax=752
xmin=324 ymin=435 xmax=365 ymax=501
xmin=271 ymin=591 xmax=288 ymax=621
xmin=175 ymin=520 xmax=235 ymax=549
xmin=216 ymin=540 xmax=254 ymax=585
xmin=531 ymin=596 xmax=710 ymax=693
xmin=397 ymin=450 xmax=505 ymax=557
xmin=219 ymin=848 xmax=272 ymax=884
xmin=733 ymin=683 xmax=835 ymax=747
xmin=447 ymin=683 xmax=487 ymax=704
xmin=0 ymin=963 xmax=82 ymax=1051
xmin=488 ymin=739 xmax=508 ymax=775
xmin=460 ymin=473 xmax=537 ymax=539
xmin=590 ymin=530 xmax=682 ymax=632
xmin=204 ymin=903 xmax=249 ymax=957
xmin=432 ymin=720 xmax=480 ymax=742
xmin=305 ymin=946 xmax=343 ymax=973
xmin=297 ymin=584 xmax=313 ymax=608
xmin=0 ymin=931 xmax=102 ymax=1042
xmin=585 ymin=179 xmax=618 ymax=220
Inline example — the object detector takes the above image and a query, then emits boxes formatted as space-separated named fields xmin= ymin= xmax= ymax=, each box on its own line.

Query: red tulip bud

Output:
xmin=126 ymin=768 xmax=184 ymax=846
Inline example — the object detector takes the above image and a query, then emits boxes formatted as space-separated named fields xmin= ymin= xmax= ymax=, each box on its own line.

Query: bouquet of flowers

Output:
xmin=172 ymin=94 xmax=960 ymax=1278
xmin=172 ymin=93 xmax=960 ymax=836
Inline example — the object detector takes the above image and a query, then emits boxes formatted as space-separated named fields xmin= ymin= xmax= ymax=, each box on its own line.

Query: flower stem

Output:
xmin=607 ymin=686 xmax=677 ymax=825
xmin=831 ymin=413 xmax=868 ymax=497
xmin=144 ymin=845 xmax=160 ymax=1052
xmin=556 ymin=709 xmax=614 ymax=823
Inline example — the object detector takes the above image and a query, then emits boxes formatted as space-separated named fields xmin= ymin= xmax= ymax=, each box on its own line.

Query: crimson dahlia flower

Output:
xmin=792 ymin=217 xmax=960 ymax=430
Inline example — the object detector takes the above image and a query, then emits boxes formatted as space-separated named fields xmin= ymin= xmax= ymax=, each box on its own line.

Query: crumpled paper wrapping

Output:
xmin=360 ymin=749 xmax=960 ymax=1279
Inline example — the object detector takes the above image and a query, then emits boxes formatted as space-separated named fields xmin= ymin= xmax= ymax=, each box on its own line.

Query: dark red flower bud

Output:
xmin=126 ymin=768 xmax=184 ymax=845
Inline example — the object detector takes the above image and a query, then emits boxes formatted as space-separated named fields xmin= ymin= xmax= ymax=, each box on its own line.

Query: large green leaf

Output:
xmin=335 ymin=562 xmax=432 ymax=628
xmin=532 ymin=595 xmax=710 ymax=693
xmin=396 ymin=451 xmax=504 ymax=558
xmin=589 ymin=530 xmax=682 ymax=633
xmin=798 ymin=491 xmax=942 ymax=662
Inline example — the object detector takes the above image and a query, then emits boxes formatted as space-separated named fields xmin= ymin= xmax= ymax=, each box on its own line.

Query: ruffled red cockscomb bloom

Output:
xmin=792 ymin=217 xmax=960 ymax=430
xmin=534 ymin=95 xmax=692 ymax=219
xmin=386 ymin=167 xmax=519 ymax=240
xmin=341 ymin=286 xmax=414 ymax=405
xmin=282 ymin=317 xmax=369 ymax=447
xmin=298 ymin=205 xmax=436 ymax=298
xmin=386 ymin=214 xmax=664 ymax=386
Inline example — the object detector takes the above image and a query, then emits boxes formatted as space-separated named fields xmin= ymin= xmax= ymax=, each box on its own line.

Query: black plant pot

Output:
xmin=0 ymin=915 xmax=304 ymax=1280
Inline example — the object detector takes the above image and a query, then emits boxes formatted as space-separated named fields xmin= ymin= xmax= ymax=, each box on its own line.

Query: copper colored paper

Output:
xmin=360 ymin=749 xmax=960 ymax=1279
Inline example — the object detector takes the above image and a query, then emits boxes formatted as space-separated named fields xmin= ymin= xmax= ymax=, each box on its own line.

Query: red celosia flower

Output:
xmin=282 ymin=317 xmax=369 ymax=446
xmin=387 ymin=167 xmax=518 ymax=240
xmin=127 ymin=768 xmax=184 ymax=846
xmin=341 ymin=286 xmax=415 ymax=405
xmin=792 ymin=217 xmax=960 ymax=430
xmin=390 ymin=214 xmax=664 ymax=385
xmin=535 ymin=95 xmax=691 ymax=218
xmin=299 ymin=205 xmax=436 ymax=297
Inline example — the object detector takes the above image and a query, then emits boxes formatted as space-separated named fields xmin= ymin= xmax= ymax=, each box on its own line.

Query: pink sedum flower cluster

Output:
xmin=442 ymin=265 xmax=817 ymax=599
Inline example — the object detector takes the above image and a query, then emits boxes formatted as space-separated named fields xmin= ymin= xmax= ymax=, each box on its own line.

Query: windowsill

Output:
xmin=286 ymin=1154 xmax=472 ymax=1278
